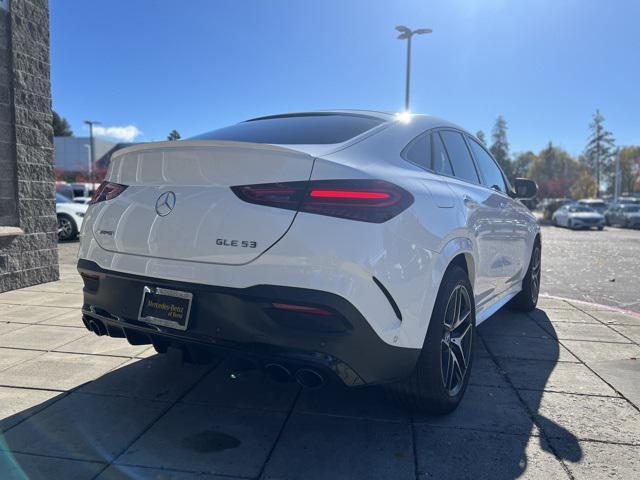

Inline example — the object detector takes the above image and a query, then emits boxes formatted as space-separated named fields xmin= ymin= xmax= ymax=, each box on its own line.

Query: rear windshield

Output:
xmin=622 ymin=205 xmax=640 ymax=212
xmin=190 ymin=113 xmax=385 ymax=144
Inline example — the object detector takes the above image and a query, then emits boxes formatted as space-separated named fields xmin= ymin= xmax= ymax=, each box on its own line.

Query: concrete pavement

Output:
xmin=0 ymin=246 xmax=639 ymax=479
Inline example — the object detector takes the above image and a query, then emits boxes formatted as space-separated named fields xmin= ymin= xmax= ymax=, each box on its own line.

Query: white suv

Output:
xmin=77 ymin=111 xmax=539 ymax=413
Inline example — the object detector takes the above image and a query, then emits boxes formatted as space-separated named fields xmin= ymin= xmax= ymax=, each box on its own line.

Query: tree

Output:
xmin=617 ymin=146 xmax=640 ymax=195
xmin=528 ymin=142 xmax=580 ymax=198
xmin=475 ymin=130 xmax=487 ymax=146
xmin=489 ymin=116 xmax=513 ymax=179
xmin=512 ymin=151 xmax=537 ymax=179
xmin=53 ymin=111 xmax=73 ymax=136
xmin=167 ymin=129 xmax=181 ymax=141
xmin=582 ymin=109 xmax=615 ymax=196
xmin=570 ymin=168 xmax=597 ymax=199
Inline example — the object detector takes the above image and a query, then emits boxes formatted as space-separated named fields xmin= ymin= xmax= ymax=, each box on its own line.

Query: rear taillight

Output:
xmin=231 ymin=179 xmax=413 ymax=223
xmin=89 ymin=181 xmax=128 ymax=205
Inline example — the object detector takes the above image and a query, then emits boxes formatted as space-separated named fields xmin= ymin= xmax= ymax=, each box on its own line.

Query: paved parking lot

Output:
xmin=540 ymin=224 xmax=640 ymax=313
xmin=0 ymin=242 xmax=639 ymax=479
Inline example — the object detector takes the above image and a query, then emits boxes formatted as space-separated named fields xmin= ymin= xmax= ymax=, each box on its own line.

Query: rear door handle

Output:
xmin=463 ymin=196 xmax=478 ymax=208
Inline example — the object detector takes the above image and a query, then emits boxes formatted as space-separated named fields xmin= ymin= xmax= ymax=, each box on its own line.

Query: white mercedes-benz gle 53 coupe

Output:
xmin=77 ymin=111 xmax=540 ymax=414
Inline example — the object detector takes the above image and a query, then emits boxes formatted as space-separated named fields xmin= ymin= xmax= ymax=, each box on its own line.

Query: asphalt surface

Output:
xmin=539 ymin=225 xmax=640 ymax=313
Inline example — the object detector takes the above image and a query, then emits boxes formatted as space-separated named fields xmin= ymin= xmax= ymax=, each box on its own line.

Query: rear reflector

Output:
xmin=271 ymin=302 xmax=333 ymax=316
xmin=231 ymin=179 xmax=413 ymax=223
xmin=89 ymin=181 xmax=128 ymax=205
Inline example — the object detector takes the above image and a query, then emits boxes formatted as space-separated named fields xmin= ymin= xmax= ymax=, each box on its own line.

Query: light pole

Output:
xmin=84 ymin=120 xmax=100 ymax=188
xmin=84 ymin=144 xmax=91 ymax=184
xmin=396 ymin=25 xmax=432 ymax=112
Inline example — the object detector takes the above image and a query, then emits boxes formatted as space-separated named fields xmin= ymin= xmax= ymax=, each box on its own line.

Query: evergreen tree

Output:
xmin=582 ymin=109 xmax=615 ymax=197
xmin=167 ymin=129 xmax=181 ymax=141
xmin=475 ymin=130 xmax=487 ymax=146
xmin=489 ymin=116 xmax=513 ymax=178
xmin=53 ymin=111 xmax=73 ymax=136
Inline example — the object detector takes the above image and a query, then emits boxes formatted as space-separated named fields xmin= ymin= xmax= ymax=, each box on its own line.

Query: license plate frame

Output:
xmin=138 ymin=286 xmax=193 ymax=331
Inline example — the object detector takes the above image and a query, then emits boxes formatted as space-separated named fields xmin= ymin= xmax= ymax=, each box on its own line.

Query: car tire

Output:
xmin=57 ymin=214 xmax=78 ymax=241
xmin=605 ymin=217 xmax=611 ymax=226
xmin=598 ymin=226 xmax=604 ymax=231
xmin=510 ymin=240 xmax=541 ymax=312
xmin=386 ymin=265 xmax=475 ymax=415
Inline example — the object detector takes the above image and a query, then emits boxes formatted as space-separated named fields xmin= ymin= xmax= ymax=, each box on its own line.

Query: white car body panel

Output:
xmin=78 ymin=112 xmax=539 ymax=352
xmin=56 ymin=201 xmax=87 ymax=233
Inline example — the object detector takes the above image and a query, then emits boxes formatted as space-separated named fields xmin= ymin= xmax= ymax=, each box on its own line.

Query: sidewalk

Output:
xmin=1 ymin=257 xmax=639 ymax=479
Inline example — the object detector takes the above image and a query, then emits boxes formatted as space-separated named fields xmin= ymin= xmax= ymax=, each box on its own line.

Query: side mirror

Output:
xmin=513 ymin=178 xmax=538 ymax=199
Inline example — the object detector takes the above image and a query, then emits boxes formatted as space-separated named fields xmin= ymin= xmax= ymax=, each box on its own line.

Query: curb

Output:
xmin=540 ymin=294 xmax=640 ymax=318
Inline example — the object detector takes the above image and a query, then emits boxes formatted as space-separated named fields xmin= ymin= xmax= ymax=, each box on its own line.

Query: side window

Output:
xmin=439 ymin=130 xmax=480 ymax=184
xmin=431 ymin=132 xmax=454 ymax=176
xmin=467 ymin=137 xmax=508 ymax=193
xmin=403 ymin=133 xmax=431 ymax=171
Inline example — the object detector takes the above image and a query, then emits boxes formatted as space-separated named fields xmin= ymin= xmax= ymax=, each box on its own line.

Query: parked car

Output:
xmin=73 ymin=196 xmax=93 ymax=205
xmin=71 ymin=182 xmax=99 ymax=198
xmin=605 ymin=204 xmax=640 ymax=228
xmin=577 ymin=198 xmax=608 ymax=214
xmin=77 ymin=111 xmax=541 ymax=414
xmin=55 ymin=181 xmax=74 ymax=200
xmin=56 ymin=193 xmax=87 ymax=241
xmin=618 ymin=196 xmax=640 ymax=205
xmin=552 ymin=204 xmax=605 ymax=230
xmin=542 ymin=198 xmax=574 ymax=220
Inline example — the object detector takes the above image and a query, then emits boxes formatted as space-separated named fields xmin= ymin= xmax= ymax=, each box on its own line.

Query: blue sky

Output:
xmin=50 ymin=0 xmax=639 ymax=156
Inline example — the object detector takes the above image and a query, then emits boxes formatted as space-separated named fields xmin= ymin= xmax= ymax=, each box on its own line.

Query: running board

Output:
xmin=475 ymin=291 xmax=518 ymax=325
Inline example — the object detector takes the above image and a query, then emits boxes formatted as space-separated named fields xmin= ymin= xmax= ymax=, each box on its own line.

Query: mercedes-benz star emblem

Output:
xmin=155 ymin=191 xmax=176 ymax=216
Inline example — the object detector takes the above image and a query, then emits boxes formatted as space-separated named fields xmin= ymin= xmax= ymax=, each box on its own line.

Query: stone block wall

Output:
xmin=0 ymin=0 xmax=59 ymax=292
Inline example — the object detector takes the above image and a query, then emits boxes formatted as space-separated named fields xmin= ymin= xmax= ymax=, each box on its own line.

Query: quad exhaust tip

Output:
xmin=265 ymin=364 xmax=292 ymax=383
xmin=295 ymin=368 xmax=325 ymax=389
xmin=88 ymin=319 xmax=106 ymax=336
xmin=265 ymin=364 xmax=325 ymax=388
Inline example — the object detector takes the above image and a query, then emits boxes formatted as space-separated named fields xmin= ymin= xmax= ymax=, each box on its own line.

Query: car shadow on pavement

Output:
xmin=0 ymin=308 xmax=581 ymax=479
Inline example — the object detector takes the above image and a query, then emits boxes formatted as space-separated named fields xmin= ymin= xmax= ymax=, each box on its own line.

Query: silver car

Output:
xmin=552 ymin=204 xmax=605 ymax=230
xmin=605 ymin=204 xmax=640 ymax=228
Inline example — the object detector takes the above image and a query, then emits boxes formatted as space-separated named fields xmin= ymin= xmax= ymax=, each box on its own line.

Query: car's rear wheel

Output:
xmin=387 ymin=265 xmax=474 ymax=414
xmin=510 ymin=241 xmax=541 ymax=312
xmin=57 ymin=214 xmax=77 ymax=241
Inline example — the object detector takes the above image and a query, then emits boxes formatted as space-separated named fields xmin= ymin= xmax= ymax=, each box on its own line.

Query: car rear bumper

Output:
xmin=77 ymin=259 xmax=421 ymax=387
xmin=571 ymin=218 xmax=605 ymax=228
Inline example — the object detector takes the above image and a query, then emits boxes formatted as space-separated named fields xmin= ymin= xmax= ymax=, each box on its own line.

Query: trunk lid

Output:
xmin=90 ymin=141 xmax=314 ymax=265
